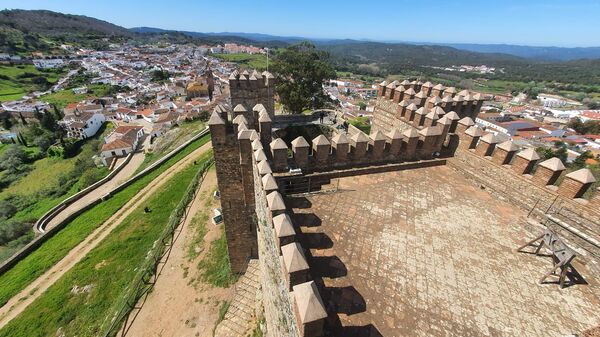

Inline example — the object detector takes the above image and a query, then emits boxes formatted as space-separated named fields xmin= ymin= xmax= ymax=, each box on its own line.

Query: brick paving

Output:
xmin=289 ymin=166 xmax=600 ymax=337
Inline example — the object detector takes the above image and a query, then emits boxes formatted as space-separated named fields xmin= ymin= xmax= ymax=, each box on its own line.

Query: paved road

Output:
xmin=0 ymin=142 xmax=213 ymax=328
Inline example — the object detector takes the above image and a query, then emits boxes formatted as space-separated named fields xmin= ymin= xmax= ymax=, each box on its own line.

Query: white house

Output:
xmin=33 ymin=59 xmax=65 ymax=69
xmin=62 ymin=112 xmax=106 ymax=139
xmin=101 ymin=125 xmax=144 ymax=162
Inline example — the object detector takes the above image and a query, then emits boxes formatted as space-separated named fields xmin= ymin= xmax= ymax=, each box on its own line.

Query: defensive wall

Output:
xmin=210 ymin=72 xmax=600 ymax=337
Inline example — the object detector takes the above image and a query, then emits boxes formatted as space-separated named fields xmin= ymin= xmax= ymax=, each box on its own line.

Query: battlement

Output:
xmin=373 ymin=79 xmax=485 ymax=135
xmin=229 ymin=69 xmax=276 ymax=119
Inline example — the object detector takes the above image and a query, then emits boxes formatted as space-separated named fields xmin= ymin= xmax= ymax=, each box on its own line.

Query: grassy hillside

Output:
xmin=0 ymin=64 xmax=66 ymax=102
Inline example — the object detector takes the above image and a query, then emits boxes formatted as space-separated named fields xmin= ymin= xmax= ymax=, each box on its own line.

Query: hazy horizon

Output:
xmin=2 ymin=0 xmax=600 ymax=48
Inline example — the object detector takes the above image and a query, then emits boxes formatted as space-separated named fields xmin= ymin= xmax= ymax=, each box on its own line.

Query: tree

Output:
xmin=271 ymin=42 xmax=336 ymax=114
xmin=0 ymin=145 xmax=29 ymax=174
xmin=1 ymin=117 xmax=12 ymax=131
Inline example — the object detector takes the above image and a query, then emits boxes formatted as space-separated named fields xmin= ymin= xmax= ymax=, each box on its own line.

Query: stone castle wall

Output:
xmin=229 ymin=69 xmax=276 ymax=120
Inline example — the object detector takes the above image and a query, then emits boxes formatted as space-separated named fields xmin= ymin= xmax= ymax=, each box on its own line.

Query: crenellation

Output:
xmin=312 ymin=135 xmax=331 ymax=164
xmin=291 ymin=136 xmax=310 ymax=168
xmin=350 ymin=131 xmax=369 ymax=160
xmin=532 ymin=157 xmax=565 ymax=186
xmin=475 ymin=133 xmax=499 ymax=157
xmin=511 ymin=148 xmax=540 ymax=175
xmin=492 ymin=140 xmax=519 ymax=165
xmin=370 ymin=130 xmax=387 ymax=158
xmin=270 ymin=138 xmax=289 ymax=171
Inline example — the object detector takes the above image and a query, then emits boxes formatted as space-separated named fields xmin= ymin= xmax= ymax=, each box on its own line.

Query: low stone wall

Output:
xmin=0 ymin=128 xmax=210 ymax=276
xmin=448 ymin=147 xmax=600 ymax=269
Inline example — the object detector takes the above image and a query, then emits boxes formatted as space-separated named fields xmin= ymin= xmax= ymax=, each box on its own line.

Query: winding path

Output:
xmin=0 ymin=142 xmax=213 ymax=328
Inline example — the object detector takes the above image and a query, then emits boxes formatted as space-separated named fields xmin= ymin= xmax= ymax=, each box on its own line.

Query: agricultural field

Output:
xmin=0 ymin=149 xmax=213 ymax=337
xmin=0 ymin=64 xmax=66 ymax=102
xmin=0 ymin=134 xmax=211 ymax=310
xmin=213 ymin=53 xmax=268 ymax=70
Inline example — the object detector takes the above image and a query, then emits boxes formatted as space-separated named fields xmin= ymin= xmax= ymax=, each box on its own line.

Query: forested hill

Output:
xmin=0 ymin=9 xmax=132 ymax=36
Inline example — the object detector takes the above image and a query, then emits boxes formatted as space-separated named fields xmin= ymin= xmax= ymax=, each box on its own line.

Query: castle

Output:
xmin=208 ymin=71 xmax=600 ymax=337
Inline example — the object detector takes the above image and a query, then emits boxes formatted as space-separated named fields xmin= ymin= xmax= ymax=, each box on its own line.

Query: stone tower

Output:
xmin=208 ymin=70 xmax=275 ymax=274
xmin=229 ymin=69 xmax=276 ymax=119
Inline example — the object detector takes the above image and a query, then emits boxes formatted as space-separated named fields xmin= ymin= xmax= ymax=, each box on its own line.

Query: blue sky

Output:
xmin=2 ymin=0 xmax=600 ymax=47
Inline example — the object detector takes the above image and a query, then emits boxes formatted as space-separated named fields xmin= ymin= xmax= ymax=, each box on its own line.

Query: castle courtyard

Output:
xmin=289 ymin=165 xmax=600 ymax=337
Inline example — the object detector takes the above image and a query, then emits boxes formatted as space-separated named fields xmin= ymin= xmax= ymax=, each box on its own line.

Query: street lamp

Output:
xmin=265 ymin=48 xmax=269 ymax=72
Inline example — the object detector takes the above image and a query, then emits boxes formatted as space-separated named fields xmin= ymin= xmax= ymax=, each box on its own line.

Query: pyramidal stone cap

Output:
xmin=395 ymin=85 xmax=405 ymax=92
xmin=415 ymin=91 xmax=427 ymax=99
xmin=415 ymin=107 xmax=428 ymax=115
xmin=422 ymin=81 xmax=433 ymax=87
xmin=262 ymin=173 xmax=279 ymax=191
xmin=480 ymin=133 xmax=499 ymax=144
xmin=258 ymin=111 xmax=272 ymax=122
xmin=453 ymin=95 xmax=464 ymax=102
xmin=406 ymin=103 xmax=417 ymax=111
xmin=458 ymin=89 xmax=470 ymax=96
xmin=386 ymin=81 xmax=397 ymax=89
xmin=266 ymin=191 xmax=286 ymax=211
xmin=566 ymin=168 xmax=596 ymax=184
xmin=252 ymin=139 xmax=263 ymax=151
xmin=445 ymin=111 xmax=460 ymax=121
xmin=257 ymin=160 xmax=272 ymax=175
xmin=419 ymin=126 xmax=442 ymax=137
xmin=538 ymin=157 xmax=566 ymax=171
xmin=281 ymin=242 xmax=309 ymax=273
xmin=291 ymin=136 xmax=309 ymax=148
xmin=425 ymin=110 xmax=439 ymax=120
xmin=388 ymin=128 xmax=403 ymax=139
xmin=400 ymin=80 xmax=410 ymax=85
xmin=465 ymin=126 xmax=483 ymax=137
xmin=398 ymin=100 xmax=409 ymax=107
xmin=273 ymin=213 xmax=295 ymax=237
xmin=233 ymin=104 xmax=247 ymax=113
xmin=270 ymin=138 xmax=288 ymax=150
xmin=379 ymin=80 xmax=388 ymax=87
xmin=431 ymin=106 xmax=445 ymax=116
xmin=404 ymin=88 xmax=416 ymax=95
xmin=497 ymin=140 xmax=519 ymax=152
xmin=241 ymin=69 xmax=250 ymax=76
xmin=516 ymin=148 xmax=540 ymax=161
xmin=351 ymin=131 xmax=369 ymax=143
xmin=438 ymin=115 xmax=451 ymax=125
xmin=458 ymin=117 xmax=475 ymax=126
xmin=331 ymin=133 xmax=349 ymax=144
xmin=403 ymin=128 xmax=419 ymax=138
xmin=249 ymin=130 xmax=259 ymax=141
xmin=433 ymin=83 xmax=446 ymax=90
xmin=442 ymin=95 xmax=454 ymax=103
xmin=445 ymin=87 xmax=457 ymax=94
xmin=238 ymin=130 xmax=253 ymax=141
xmin=232 ymin=114 xmax=248 ymax=125
xmin=370 ymin=130 xmax=387 ymax=141
xmin=253 ymin=103 xmax=266 ymax=112
xmin=254 ymin=149 xmax=267 ymax=162
xmin=312 ymin=135 xmax=330 ymax=146
xmin=208 ymin=111 xmax=225 ymax=126
xmin=293 ymin=281 xmax=328 ymax=323
xmin=262 ymin=71 xmax=274 ymax=79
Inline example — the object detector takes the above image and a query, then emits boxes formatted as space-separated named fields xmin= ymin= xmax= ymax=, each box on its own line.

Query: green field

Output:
xmin=0 ymin=149 xmax=213 ymax=337
xmin=0 ymin=134 xmax=211 ymax=309
xmin=0 ymin=64 xmax=66 ymax=102
xmin=213 ymin=53 xmax=268 ymax=70
xmin=40 ymin=84 xmax=114 ymax=109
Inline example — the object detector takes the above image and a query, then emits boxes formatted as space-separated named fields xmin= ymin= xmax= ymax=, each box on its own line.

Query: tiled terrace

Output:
xmin=288 ymin=166 xmax=600 ymax=337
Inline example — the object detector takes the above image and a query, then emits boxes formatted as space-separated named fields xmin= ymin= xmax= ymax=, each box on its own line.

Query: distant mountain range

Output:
xmin=131 ymin=28 xmax=600 ymax=61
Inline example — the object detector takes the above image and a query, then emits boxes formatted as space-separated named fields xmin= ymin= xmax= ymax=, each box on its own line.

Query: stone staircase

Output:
xmin=214 ymin=259 xmax=261 ymax=337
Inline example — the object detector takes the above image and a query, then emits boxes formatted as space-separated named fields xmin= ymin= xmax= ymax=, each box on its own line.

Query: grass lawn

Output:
xmin=0 ymin=150 xmax=213 ymax=337
xmin=0 ymin=64 xmax=66 ymax=102
xmin=213 ymin=53 xmax=268 ymax=70
xmin=0 ymin=134 xmax=211 ymax=309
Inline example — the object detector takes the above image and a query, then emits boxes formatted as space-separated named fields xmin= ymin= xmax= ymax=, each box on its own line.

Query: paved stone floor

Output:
xmin=289 ymin=166 xmax=600 ymax=337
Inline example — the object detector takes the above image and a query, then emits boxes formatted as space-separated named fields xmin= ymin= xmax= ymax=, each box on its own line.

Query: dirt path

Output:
xmin=123 ymin=169 xmax=232 ymax=337
xmin=44 ymin=149 xmax=146 ymax=231
xmin=0 ymin=142 xmax=213 ymax=328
